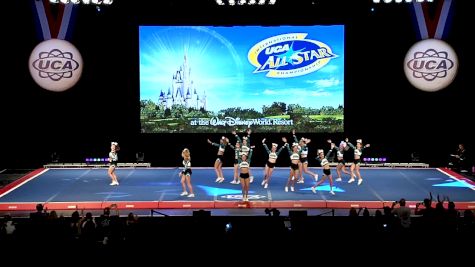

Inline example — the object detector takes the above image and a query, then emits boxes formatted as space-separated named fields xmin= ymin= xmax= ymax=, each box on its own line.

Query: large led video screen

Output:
xmin=139 ymin=25 xmax=344 ymax=133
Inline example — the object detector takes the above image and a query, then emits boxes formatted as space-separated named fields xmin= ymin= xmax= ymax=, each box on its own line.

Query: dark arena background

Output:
xmin=0 ymin=0 xmax=474 ymax=257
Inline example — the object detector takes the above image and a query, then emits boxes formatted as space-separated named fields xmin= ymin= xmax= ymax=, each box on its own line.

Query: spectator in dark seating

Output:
xmin=80 ymin=212 xmax=96 ymax=244
xmin=70 ymin=210 xmax=82 ymax=240
xmin=462 ymin=210 xmax=475 ymax=234
xmin=391 ymin=198 xmax=411 ymax=230
xmin=124 ymin=212 xmax=139 ymax=243
xmin=96 ymin=204 xmax=121 ymax=245
xmin=349 ymin=207 xmax=358 ymax=217
xmin=0 ymin=214 xmax=16 ymax=239
xmin=362 ymin=207 xmax=370 ymax=217
xmin=415 ymin=193 xmax=436 ymax=233
xmin=29 ymin=203 xmax=49 ymax=240
xmin=30 ymin=203 xmax=49 ymax=222
xmin=415 ymin=193 xmax=434 ymax=217
xmin=445 ymin=200 xmax=459 ymax=233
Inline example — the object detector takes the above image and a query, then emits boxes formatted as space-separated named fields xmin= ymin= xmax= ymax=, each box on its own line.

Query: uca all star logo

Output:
xmin=220 ymin=194 xmax=267 ymax=200
xmin=404 ymin=39 xmax=458 ymax=92
xmin=248 ymin=33 xmax=337 ymax=78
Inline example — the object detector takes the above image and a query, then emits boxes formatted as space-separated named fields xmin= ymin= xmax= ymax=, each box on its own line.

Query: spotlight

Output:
xmin=229 ymin=0 xmax=236 ymax=6
xmin=248 ymin=0 xmax=256 ymax=4
xmin=103 ymin=0 xmax=113 ymax=4
xmin=258 ymin=0 xmax=266 ymax=4
xmin=238 ymin=0 xmax=246 ymax=5
xmin=216 ymin=0 xmax=225 ymax=5
xmin=60 ymin=0 xmax=70 ymax=4
xmin=269 ymin=0 xmax=276 ymax=4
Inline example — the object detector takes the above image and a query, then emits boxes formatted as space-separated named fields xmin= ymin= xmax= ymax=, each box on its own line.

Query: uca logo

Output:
xmin=31 ymin=49 xmax=80 ymax=81
xmin=29 ymin=39 xmax=83 ymax=92
xmin=406 ymin=49 xmax=454 ymax=82
xmin=404 ymin=39 xmax=458 ymax=92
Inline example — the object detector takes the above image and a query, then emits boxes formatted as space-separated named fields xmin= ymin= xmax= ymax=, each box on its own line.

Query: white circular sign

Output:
xmin=404 ymin=39 xmax=458 ymax=92
xmin=29 ymin=39 xmax=83 ymax=92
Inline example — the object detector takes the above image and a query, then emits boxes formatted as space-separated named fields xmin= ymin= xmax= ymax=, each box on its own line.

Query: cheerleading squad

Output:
xmin=204 ymin=129 xmax=370 ymax=201
xmin=106 ymin=131 xmax=371 ymax=202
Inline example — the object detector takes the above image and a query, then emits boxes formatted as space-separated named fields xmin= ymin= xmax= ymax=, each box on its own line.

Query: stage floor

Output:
xmin=0 ymin=167 xmax=474 ymax=211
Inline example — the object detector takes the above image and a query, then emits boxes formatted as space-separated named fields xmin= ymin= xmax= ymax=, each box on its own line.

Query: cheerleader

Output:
xmin=233 ymin=129 xmax=255 ymax=183
xmin=239 ymin=149 xmax=253 ymax=202
xmin=283 ymin=137 xmax=300 ymax=192
xmin=261 ymin=138 xmax=285 ymax=189
xmin=179 ymin=148 xmax=194 ymax=197
xmin=207 ymin=136 xmax=229 ymax=183
xmin=292 ymin=130 xmax=318 ymax=183
xmin=108 ymin=142 xmax=120 ymax=186
xmin=346 ymin=138 xmax=370 ymax=185
xmin=228 ymin=139 xmax=242 ymax=184
xmin=311 ymin=145 xmax=336 ymax=195
xmin=328 ymin=139 xmax=350 ymax=182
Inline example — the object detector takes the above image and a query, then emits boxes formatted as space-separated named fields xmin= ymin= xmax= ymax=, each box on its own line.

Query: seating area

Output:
xmin=2 ymin=207 xmax=475 ymax=255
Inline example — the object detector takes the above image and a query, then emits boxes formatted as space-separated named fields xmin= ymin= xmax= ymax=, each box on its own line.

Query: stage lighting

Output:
xmin=82 ymin=0 xmax=91 ymax=4
xmin=51 ymin=152 xmax=60 ymax=163
xmin=91 ymin=0 xmax=102 ymax=4
xmin=238 ymin=0 xmax=246 ymax=5
xmin=103 ymin=0 xmax=113 ymax=4
xmin=248 ymin=0 xmax=256 ymax=4
xmin=216 ymin=0 xmax=225 ymax=5
xmin=229 ymin=0 xmax=236 ymax=6
xmin=269 ymin=0 xmax=276 ymax=4
xmin=411 ymin=152 xmax=420 ymax=162
xmin=258 ymin=0 xmax=266 ymax=5
xmin=70 ymin=0 xmax=81 ymax=4
xmin=136 ymin=152 xmax=145 ymax=163
xmin=60 ymin=0 xmax=70 ymax=4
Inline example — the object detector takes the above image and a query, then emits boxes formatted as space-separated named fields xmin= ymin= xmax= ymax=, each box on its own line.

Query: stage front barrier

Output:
xmin=43 ymin=162 xmax=428 ymax=169
xmin=43 ymin=162 xmax=151 ymax=168
xmin=328 ymin=162 xmax=429 ymax=168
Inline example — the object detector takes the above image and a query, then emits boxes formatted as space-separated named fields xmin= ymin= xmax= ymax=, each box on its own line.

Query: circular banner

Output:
xmin=404 ymin=39 xmax=458 ymax=92
xmin=29 ymin=39 xmax=83 ymax=92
